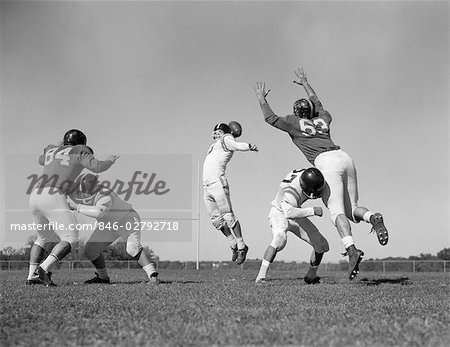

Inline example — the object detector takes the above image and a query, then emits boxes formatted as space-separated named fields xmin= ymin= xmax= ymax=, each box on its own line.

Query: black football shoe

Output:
xmin=370 ymin=213 xmax=389 ymax=246
xmin=34 ymin=266 xmax=57 ymax=287
xmin=304 ymin=276 xmax=321 ymax=285
xmin=236 ymin=245 xmax=249 ymax=265
xmin=26 ymin=276 xmax=43 ymax=285
xmin=84 ymin=272 xmax=111 ymax=284
xmin=231 ymin=246 xmax=238 ymax=262
xmin=344 ymin=246 xmax=364 ymax=281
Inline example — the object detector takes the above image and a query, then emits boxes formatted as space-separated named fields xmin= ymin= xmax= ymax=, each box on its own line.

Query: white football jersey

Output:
xmin=202 ymin=134 xmax=250 ymax=185
xmin=272 ymin=169 xmax=307 ymax=212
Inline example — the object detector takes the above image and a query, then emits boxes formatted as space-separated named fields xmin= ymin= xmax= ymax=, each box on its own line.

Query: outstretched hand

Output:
xmin=106 ymin=155 xmax=120 ymax=163
xmin=253 ymin=82 xmax=270 ymax=103
xmin=249 ymin=143 xmax=259 ymax=152
xmin=293 ymin=67 xmax=308 ymax=86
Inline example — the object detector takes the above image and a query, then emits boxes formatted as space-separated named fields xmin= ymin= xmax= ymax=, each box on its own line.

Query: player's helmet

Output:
xmin=78 ymin=173 xmax=100 ymax=196
xmin=63 ymin=129 xmax=87 ymax=146
xmin=293 ymin=99 xmax=314 ymax=119
xmin=300 ymin=168 xmax=325 ymax=199
xmin=212 ymin=123 xmax=231 ymax=140
xmin=228 ymin=121 xmax=242 ymax=138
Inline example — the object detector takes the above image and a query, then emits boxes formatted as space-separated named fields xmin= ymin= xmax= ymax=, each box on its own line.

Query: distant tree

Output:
xmin=437 ymin=248 xmax=450 ymax=260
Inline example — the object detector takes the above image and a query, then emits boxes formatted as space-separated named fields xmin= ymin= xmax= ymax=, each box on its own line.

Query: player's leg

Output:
xmin=256 ymin=208 xmax=287 ymax=283
xmin=292 ymin=218 xmax=329 ymax=283
xmin=346 ymin=161 xmax=389 ymax=245
xmin=216 ymin=181 xmax=248 ymax=264
xmin=30 ymin=189 xmax=77 ymax=286
xmin=123 ymin=213 xmax=159 ymax=284
xmin=204 ymin=184 xmax=238 ymax=260
xmin=84 ymin=228 xmax=116 ymax=283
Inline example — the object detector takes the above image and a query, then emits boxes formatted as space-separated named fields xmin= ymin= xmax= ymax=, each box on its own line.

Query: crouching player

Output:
xmin=68 ymin=173 xmax=159 ymax=284
xmin=256 ymin=168 xmax=329 ymax=284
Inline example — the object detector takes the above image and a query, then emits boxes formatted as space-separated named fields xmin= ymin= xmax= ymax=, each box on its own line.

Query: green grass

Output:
xmin=1 ymin=269 xmax=449 ymax=346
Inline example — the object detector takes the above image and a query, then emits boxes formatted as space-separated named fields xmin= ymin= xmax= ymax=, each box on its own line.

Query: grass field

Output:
xmin=1 ymin=269 xmax=449 ymax=347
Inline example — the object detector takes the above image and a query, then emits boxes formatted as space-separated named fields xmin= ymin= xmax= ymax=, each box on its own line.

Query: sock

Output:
xmin=227 ymin=235 xmax=237 ymax=248
xmin=341 ymin=236 xmax=354 ymax=249
xmin=306 ymin=265 xmax=318 ymax=279
xmin=39 ymin=254 xmax=59 ymax=272
xmin=142 ymin=263 xmax=157 ymax=278
xmin=256 ymin=259 xmax=270 ymax=279
xmin=28 ymin=263 xmax=39 ymax=279
xmin=236 ymin=237 xmax=246 ymax=250
xmin=363 ymin=211 xmax=374 ymax=223
xmin=96 ymin=267 xmax=109 ymax=279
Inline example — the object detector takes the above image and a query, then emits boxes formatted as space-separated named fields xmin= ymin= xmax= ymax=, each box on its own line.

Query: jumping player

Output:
xmin=254 ymin=69 xmax=389 ymax=280
xmin=67 ymin=173 xmax=159 ymax=284
xmin=256 ymin=168 xmax=329 ymax=284
xmin=203 ymin=122 xmax=258 ymax=265
xmin=27 ymin=129 xmax=119 ymax=286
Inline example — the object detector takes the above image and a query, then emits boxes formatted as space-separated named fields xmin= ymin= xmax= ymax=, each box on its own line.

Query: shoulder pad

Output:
xmin=71 ymin=145 xmax=94 ymax=155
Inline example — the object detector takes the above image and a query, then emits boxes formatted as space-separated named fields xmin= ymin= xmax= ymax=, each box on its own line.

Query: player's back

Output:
xmin=272 ymin=169 xmax=305 ymax=211
xmin=202 ymin=135 xmax=234 ymax=185
xmin=39 ymin=144 xmax=94 ymax=193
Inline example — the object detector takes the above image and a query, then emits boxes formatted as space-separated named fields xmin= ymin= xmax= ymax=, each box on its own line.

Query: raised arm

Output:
xmin=253 ymin=81 xmax=291 ymax=132
xmin=293 ymin=67 xmax=317 ymax=98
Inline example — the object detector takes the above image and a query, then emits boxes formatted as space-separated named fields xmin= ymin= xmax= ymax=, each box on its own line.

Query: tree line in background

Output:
xmin=1 ymin=238 xmax=449 ymax=265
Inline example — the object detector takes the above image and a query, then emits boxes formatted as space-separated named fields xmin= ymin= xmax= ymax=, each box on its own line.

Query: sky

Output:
xmin=1 ymin=0 xmax=448 ymax=263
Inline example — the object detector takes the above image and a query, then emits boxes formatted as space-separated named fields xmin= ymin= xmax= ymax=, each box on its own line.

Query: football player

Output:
xmin=67 ymin=173 xmax=159 ymax=284
xmin=203 ymin=122 xmax=258 ymax=264
xmin=27 ymin=129 xmax=119 ymax=286
xmin=254 ymin=68 xmax=389 ymax=280
xmin=255 ymin=168 xmax=329 ymax=284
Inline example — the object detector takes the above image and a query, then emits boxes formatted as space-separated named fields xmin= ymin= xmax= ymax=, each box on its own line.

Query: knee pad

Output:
xmin=34 ymin=237 xmax=47 ymax=249
xmin=270 ymin=232 xmax=287 ymax=251
xmin=315 ymin=239 xmax=330 ymax=254
xmin=223 ymin=212 xmax=237 ymax=229
xmin=126 ymin=242 xmax=142 ymax=258
xmin=210 ymin=214 xmax=225 ymax=230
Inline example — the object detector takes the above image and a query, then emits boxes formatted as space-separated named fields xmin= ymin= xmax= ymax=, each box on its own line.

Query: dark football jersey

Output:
xmin=37 ymin=144 xmax=114 ymax=193
xmin=262 ymin=95 xmax=340 ymax=164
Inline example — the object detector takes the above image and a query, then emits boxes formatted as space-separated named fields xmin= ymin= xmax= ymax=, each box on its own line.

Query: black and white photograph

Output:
xmin=1 ymin=0 xmax=448 ymax=346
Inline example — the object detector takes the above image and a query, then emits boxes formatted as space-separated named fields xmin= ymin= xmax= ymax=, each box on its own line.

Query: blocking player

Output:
xmin=254 ymin=69 xmax=389 ymax=280
xmin=256 ymin=168 xmax=329 ymax=284
xmin=203 ymin=122 xmax=258 ymax=265
xmin=27 ymin=129 xmax=119 ymax=286
xmin=67 ymin=173 xmax=159 ymax=284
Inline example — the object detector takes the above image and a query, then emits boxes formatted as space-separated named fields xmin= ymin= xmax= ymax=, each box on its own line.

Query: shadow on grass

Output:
xmin=110 ymin=279 xmax=204 ymax=285
xmin=358 ymin=277 xmax=411 ymax=286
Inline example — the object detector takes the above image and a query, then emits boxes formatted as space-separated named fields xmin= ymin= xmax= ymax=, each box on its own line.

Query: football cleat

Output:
xmin=370 ymin=213 xmax=389 ymax=246
xmin=148 ymin=272 xmax=160 ymax=285
xmin=255 ymin=278 xmax=267 ymax=285
xmin=84 ymin=272 xmax=111 ymax=284
xmin=34 ymin=266 xmax=57 ymax=287
xmin=26 ymin=276 xmax=43 ymax=285
xmin=344 ymin=246 xmax=364 ymax=281
xmin=236 ymin=245 xmax=249 ymax=265
xmin=303 ymin=276 xmax=321 ymax=285
xmin=231 ymin=246 xmax=238 ymax=262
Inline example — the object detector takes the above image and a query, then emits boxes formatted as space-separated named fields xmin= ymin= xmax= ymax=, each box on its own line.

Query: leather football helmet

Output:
xmin=63 ymin=129 xmax=87 ymax=146
xmin=212 ymin=123 xmax=231 ymax=140
xmin=300 ymin=168 xmax=325 ymax=199
xmin=293 ymin=99 xmax=314 ymax=119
